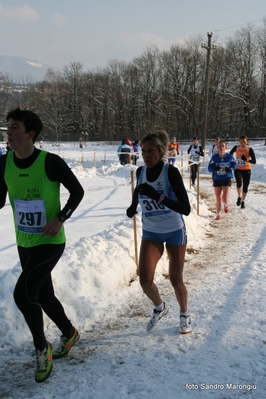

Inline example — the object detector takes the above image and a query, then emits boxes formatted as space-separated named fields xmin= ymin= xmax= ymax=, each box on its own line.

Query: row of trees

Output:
xmin=1 ymin=20 xmax=266 ymax=142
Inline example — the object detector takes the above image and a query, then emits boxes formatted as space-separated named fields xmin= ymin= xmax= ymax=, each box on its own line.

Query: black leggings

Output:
xmin=234 ymin=169 xmax=251 ymax=193
xmin=14 ymin=243 xmax=73 ymax=351
xmin=190 ymin=163 xmax=198 ymax=185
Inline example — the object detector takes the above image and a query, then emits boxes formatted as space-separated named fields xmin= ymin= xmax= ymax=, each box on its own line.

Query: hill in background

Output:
xmin=0 ymin=55 xmax=52 ymax=83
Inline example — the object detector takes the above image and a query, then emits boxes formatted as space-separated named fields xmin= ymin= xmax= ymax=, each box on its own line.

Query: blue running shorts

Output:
xmin=142 ymin=225 xmax=187 ymax=245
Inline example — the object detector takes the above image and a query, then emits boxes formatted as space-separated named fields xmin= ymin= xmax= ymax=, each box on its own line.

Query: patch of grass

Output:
xmin=210 ymin=223 xmax=220 ymax=228
xmin=205 ymin=232 xmax=214 ymax=238
xmin=199 ymin=192 xmax=212 ymax=201
xmin=191 ymin=262 xmax=206 ymax=268
xmin=131 ymin=311 xmax=147 ymax=317
xmin=186 ymin=247 xmax=199 ymax=254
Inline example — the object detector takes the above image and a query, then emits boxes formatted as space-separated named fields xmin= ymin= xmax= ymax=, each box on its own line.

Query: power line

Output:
xmin=213 ymin=19 xmax=264 ymax=33
xmin=181 ymin=18 xmax=265 ymax=48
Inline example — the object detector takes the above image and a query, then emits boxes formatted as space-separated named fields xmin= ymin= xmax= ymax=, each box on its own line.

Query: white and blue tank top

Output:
xmin=138 ymin=163 xmax=184 ymax=233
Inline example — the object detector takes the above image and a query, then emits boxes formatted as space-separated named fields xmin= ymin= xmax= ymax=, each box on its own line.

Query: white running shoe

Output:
xmin=147 ymin=302 xmax=169 ymax=333
xmin=180 ymin=315 xmax=192 ymax=334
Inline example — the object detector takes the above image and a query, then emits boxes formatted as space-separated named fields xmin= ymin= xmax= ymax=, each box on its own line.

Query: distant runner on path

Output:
xmin=208 ymin=140 xmax=236 ymax=220
xmin=229 ymin=135 xmax=256 ymax=209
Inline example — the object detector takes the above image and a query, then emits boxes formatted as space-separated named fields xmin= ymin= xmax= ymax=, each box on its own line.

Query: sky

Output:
xmin=1 ymin=140 xmax=266 ymax=398
xmin=0 ymin=0 xmax=266 ymax=72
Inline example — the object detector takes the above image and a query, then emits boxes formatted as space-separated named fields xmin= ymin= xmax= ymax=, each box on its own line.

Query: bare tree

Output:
xmin=133 ymin=46 xmax=161 ymax=132
xmin=256 ymin=17 xmax=266 ymax=136
xmin=0 ymin=73 xmax=13 ymax=126
xmin=36 ymin=69 xmax=72 ymax=141
xmin=221 ymin=26 xmax=259 ymax=136
xmin=63 ymin=62 xmax=84 ymax=140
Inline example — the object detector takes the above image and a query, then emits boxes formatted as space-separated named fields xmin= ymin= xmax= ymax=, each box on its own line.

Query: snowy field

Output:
xmin=1 ymin=140 xmax=266 ymax=399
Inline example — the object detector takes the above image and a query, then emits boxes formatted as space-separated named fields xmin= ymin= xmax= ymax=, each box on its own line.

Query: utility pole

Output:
xmin=201 ymin=32 xmax=217 ymax=157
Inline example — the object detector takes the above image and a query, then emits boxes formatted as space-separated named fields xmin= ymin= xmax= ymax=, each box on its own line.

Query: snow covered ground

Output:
xmin=1 ymin=141 xmax=266 ymax=399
